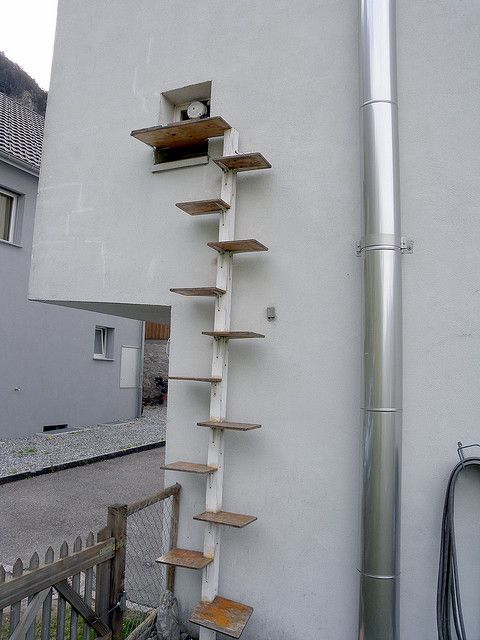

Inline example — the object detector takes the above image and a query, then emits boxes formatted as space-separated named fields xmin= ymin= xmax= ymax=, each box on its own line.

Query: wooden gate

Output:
xmin=0 ymin=528 xmax=116 ymax=640
xmin=0 ymin=484 xmax=181 ymax=640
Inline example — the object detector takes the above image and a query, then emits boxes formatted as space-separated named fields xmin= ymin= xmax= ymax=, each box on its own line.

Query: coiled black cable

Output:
xmin=437 ymin=457 xmax=480 ymax=639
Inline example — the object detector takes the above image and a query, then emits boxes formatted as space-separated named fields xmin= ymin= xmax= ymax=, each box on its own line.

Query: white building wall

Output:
xmin=29 ymin=2 xmax=480 ymax=638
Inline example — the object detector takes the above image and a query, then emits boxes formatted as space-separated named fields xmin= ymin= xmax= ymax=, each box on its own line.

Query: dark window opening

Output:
xmin=43 ymin=424 xmax=68 ymax=432
xmin=154 ymin=142 xmax=208 ymax=165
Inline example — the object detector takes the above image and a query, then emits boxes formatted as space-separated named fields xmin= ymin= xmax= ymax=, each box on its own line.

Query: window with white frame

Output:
xmin=94 ymin=326 xmax=114 ymax=360
xmin=0 ymin=188 xmax=17 ymax=243
xmin=153 ymin=82 xmax=212 ymax=169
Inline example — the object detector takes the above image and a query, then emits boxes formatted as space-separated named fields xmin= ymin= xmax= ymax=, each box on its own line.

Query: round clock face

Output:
xmin=187 ymin=101 xmax=207 ymax=119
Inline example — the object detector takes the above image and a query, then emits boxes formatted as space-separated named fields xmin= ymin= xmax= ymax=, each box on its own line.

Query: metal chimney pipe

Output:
xmin=358 ymin=1 xmax=402 ymax=639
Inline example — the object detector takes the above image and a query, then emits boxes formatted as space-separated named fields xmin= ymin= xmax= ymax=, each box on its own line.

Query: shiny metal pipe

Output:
xmin=358 ymin=1 xmax=402 ymax=639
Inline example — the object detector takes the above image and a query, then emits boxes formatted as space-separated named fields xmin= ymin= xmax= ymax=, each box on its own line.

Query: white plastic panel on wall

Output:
xmin=120 ymin=346 xmax=140 ymax=388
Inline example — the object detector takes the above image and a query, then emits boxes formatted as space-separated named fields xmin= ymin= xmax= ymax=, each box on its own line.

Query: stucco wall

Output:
xmin=0 ymin=159 xmax=142 ymax=437
xmin=28 ymin=1 xmax=480 ymax=638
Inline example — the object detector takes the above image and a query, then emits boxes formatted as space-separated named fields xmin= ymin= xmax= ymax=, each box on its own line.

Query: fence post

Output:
xmin=166 ymin=485 xmax=181 ymax=593
xmin=108 ymin=504 xmax=128 ymax=640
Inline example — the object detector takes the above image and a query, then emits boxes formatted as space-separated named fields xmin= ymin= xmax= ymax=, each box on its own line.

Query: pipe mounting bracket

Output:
xmin=356 ymin=236 xmax=414 ymax=256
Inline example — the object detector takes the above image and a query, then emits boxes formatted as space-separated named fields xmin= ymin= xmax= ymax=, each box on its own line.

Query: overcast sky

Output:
xmin=1 ymin=0 xmax=58 ymax=90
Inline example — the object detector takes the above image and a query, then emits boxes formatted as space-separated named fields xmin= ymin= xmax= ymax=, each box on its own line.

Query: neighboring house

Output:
xmin=28 ymin=2 xmax=480 ymax=639
xmin=0 ymin=91 xmax=143 ymax=438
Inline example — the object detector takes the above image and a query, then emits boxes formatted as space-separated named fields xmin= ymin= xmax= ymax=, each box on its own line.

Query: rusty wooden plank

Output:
xmin=190 ymin=596 xmax=253 ymax=639
xmin=214 ymin=152 xmax=271 ymax=172
xmin=170 ymin=287 xmax=225 ymax=297
xmin=0 ymin=539 xmax=115 ymax=610
xmin=131 ymin=116 xmax=231 ymax=149
xmin=207 ymin=239 xmax=268 ymax=253
xmin=197 ymin=420 xmax=261 ymax=431
xmin=175 ymin=199 xmax=230 ymax=215
xmin=201 ymin=331 xmax=265 ymax=339
xmin=193 ymin=511 xmax=257 ymax=528
xmin=160 ymin=462 xmax=217 ymax=474
xmin=156 ymin=549 xmax=212 ymax=570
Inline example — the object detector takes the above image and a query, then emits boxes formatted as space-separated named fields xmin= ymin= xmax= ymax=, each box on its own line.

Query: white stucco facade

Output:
xmin=29 ymin=2 xmax=480 ymax=638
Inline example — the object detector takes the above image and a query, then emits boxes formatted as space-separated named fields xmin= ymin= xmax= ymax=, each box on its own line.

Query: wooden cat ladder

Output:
xmin=131 ymin=116 xmax=271 ymax=639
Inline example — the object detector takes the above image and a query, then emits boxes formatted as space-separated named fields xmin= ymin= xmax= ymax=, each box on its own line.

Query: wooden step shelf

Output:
xmin=131 ymin=116 xmax=231 ymax=149
xmin=176 ymin=199 xmax=230 ymax=215
xmin=197 ymin=420 xmax=261 ymax=431
xmin=156 ymin=548 xmax=213 ymax=570
xmin=169 ymin=376 xmax=222 ymax=383
xmin=214 ymin=152 xmax=271 ymax=172
xmin=202 ymin=331 xmax=265 ymax=339
xmin=190 ymin=596 xmax=253 ymax=639
xmin=170 ymin=287 xmax=225 ymax=297
xmin=161 ymin=461 xmax=217 ymax=474
xmin=193 ymin=511 xmax=257 ymax=528
xmin=207 ymin=239 xmax=268 ymax=254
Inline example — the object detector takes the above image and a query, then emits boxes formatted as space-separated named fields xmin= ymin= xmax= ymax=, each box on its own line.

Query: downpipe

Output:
xmin=358 ymin=1 xmax=403 ymax=639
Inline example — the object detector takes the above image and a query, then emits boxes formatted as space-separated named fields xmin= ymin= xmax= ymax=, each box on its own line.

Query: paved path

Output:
xmin=0 ymin=447 xmax=165 ymax=565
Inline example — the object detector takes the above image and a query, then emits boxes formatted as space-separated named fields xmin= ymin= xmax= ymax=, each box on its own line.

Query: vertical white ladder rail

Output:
xmin=200 ymin=129 xmax=239 ymax=637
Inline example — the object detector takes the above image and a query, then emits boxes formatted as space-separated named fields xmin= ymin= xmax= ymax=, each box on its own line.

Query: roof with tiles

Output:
xmin=0 ymin=92 xmax=44 ymax=171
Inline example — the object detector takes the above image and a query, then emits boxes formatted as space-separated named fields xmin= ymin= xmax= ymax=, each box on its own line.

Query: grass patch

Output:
xmin=0 ymin=605 xmax=150 ymax=640
xmin=16 ymin=447 xmax=37 ymax=458
xmin=122 ymin=610 xmax=150 ymax=638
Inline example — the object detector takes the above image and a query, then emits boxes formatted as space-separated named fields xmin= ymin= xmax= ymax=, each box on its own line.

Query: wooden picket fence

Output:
xmin=0 ymin=484 xmax=181 ymax=640
xmin=0 ymin=527 xmax=115 ymax=640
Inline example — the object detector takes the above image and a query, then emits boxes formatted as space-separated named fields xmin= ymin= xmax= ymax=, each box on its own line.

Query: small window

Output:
xmin=0 ymin=188 xmax=17 ymax=244
xmin=153 ymin=82 xmax=213 ymax=170
xmin=94 ymin=326 xmax=114 ymax=360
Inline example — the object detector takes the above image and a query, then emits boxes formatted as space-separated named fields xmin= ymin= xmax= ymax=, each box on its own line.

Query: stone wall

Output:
xmin=142 ymin=340 xmax=169 ymax=403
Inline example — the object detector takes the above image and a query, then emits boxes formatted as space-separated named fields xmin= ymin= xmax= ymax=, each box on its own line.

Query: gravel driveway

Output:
xmin=0 ymin=405 xmax=166 ymax=478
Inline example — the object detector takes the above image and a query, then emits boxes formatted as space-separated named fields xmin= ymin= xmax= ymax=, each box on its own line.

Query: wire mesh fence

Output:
xmin=123 ymin=485 xmax=180 ymax=638
xmin=0 ymin=485 xmax=180 ymax=640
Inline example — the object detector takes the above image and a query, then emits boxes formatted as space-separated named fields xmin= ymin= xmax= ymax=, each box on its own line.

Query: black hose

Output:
xmin=437 ymin=457 xmax=480 ymax=639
